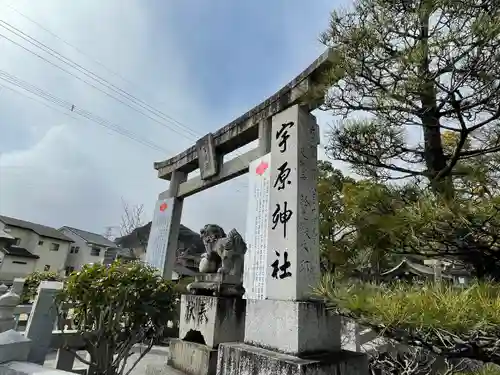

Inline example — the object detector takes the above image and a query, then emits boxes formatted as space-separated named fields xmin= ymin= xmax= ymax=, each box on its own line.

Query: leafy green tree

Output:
xmin=314 ymin=0 xmax=500 ymax=367
xmin=57 ymin=261 xmax=177 ymax=375
xmin=21 ymin=271 xmax=62 ymax=304
xmin=318 ymin=160 xmax=421 ymax=277
xmin=320 ymin=0 xmax=500 ymax=200
xmin=318 ymin=161 xmax=355 ymax=273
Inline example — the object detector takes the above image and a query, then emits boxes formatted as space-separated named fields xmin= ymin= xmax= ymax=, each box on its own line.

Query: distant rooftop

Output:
xmin=0 ymin=215 xmax=73 ymax=242
xmin=114 ymin=222 xmax=204 ymax=253
xmin=61 ymin=226 xmax=116 ymax=248
xmin=1 ymin=246 xmax=40 ymax=259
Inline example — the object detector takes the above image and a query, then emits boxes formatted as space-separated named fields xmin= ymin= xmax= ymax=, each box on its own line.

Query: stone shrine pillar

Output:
xmin=146 ymin=170 xmax=186 ymax=279
xmin=218 ymin=105 xmax=368 ymax=375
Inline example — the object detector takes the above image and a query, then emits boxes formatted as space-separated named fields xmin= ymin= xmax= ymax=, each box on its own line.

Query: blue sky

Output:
xmin=0 ymin=0 xmax=346 ymax=237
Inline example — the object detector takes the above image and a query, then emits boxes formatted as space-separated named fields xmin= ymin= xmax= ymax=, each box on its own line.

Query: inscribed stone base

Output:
xmin=245 ymin=299 xmax=341 ymax=356
xmin=179 ymin=295 xmax=245 ymax=348
xmin=169 ymin=339 xmax=218 ymax=375
xmin=217 ymin=343 xmax=368 ymax=375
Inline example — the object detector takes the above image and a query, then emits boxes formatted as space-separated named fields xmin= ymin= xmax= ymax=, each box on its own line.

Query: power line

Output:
xmin=0 ymin=20 xmax=200 ymax=139
xmin=0 ymin=74 xmax=248 ymax=192
xmin=0 ymin=12 xmax=249 ymax=160
xmin=4 ymin=2 xmax=156 ymax=99
xmin=0 ymin=12 xmax=249 ymax=189
xmin=0 ymin=28 xmax=202 ymax=142
xmin=0 ymin=74 xmax=170 ymax=153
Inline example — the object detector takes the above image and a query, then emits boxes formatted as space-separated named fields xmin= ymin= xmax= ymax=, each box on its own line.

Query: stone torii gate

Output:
xmin=150 ymin=49 xmax=332 ymax=280
xmin=147 ymin=48 xmax=367 ymax=375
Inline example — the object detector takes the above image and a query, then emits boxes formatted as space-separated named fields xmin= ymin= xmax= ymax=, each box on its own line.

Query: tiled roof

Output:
xmin=1 ymin=246 xmax=39 ymax=259
xmin=114 ymin=222 xmax=205 ymax=256
xmin=0 ymin=215 xmax=73 ymax=242
xmin=381 ymin=259 xmax=453 ymax=279
xmin=61 ymin=226 xmax=116 ymax=247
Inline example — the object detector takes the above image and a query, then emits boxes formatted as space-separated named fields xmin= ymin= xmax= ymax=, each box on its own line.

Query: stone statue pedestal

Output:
xmin=187 ymin=273 xmax=245 ymax=298
xmin=169 ymin=294 xmax=246 ymax=375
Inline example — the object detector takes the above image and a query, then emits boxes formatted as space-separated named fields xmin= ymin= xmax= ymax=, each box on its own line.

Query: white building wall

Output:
xmin=0 ymin=256 xmax=37 ymax=281
xmin=59 ymin=228 xmax=106 ymax=271
xmin=31 ymin=237 xmax=71 ymax=275
xmin=0 ymin=225 xmax=70 ymax=278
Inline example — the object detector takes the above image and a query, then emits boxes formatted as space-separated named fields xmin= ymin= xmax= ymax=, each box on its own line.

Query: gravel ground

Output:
xmin=43 ymin=347 xmax=185 ymax=375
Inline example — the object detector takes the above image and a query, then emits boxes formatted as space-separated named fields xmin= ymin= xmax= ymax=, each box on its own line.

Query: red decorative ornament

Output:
xmin=255 ymin=161 xmax=269 ymax=176
xmin=159 ymin=202 xmax=168 ymax=212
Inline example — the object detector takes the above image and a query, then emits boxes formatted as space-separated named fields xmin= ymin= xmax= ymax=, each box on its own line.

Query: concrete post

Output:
xmin=25 ymin=281 xmax=63 ymax=364
xmin=11 ymin=278 xmax=26 ymax=296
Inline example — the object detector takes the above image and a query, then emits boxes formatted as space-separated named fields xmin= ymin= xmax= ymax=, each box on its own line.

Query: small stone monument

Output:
xmin=169 ymin=224 xmax=247 ymax=375
xmin=0 ymin=291 xmax=21 ymax=333
xmin=11 ymin=278 xmax=26 ymax=297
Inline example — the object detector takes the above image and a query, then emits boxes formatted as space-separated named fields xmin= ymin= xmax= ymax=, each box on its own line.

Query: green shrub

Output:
xmin=315 ymin=276 xmax=500 ymax=365
xmin=57 ymin=261 xmax=177 ymax=375
xmin=21 ymin=271 xmax=62 ymax=304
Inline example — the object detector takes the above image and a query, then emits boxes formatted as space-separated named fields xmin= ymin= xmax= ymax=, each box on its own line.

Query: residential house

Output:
xmin=0 ymin=215 xmax=73 ymax=282
xmin=113 ymin=222 xmax=152 ymax=261
xmin=59 ymin=226 xmax=117 ymax=275
xmin=114 ymin=222 xmax=205 ymax=279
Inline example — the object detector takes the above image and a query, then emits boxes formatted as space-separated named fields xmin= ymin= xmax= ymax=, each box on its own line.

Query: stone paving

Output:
xmin=43 ymin=347 xmax=184 ymax=375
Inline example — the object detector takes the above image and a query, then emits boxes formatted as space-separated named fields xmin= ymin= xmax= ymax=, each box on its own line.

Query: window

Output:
xmin=74 ymin=246 xmax=80 ymax=254
xmin=70 ymin=246 xmax=80 ymax=254
xmin=12 ymin=261 xmax=27 ymax=265
xmin=50 ymin=243 xmax=60 ymax=251
xmin=14 ymin=238 xmax=21 ymax=246
xmin=38 ymin=240 xmax=44 ymax=246
xmin=44 ymin=265 xmax=50 ymax=271
xmin=65 ymin=266 xmax=75 ymax=276
xmin=91 ymin=247 xmax=101 ymax=256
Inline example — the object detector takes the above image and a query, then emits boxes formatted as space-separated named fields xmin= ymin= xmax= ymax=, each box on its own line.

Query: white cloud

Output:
xmin=0 ymin=0 xmax=204 ymax=234
xmin=0 ymin=0 xmax=339 ymax=240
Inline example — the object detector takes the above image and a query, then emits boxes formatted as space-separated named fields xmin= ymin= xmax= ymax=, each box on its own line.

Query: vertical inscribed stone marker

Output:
xmin=244 ymin=154 xmax=272 ymax=300
xmin=266 ymin=105 xmax=320 ymax=301
xmin=145 ymin=197 xmax=174 ymax=274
